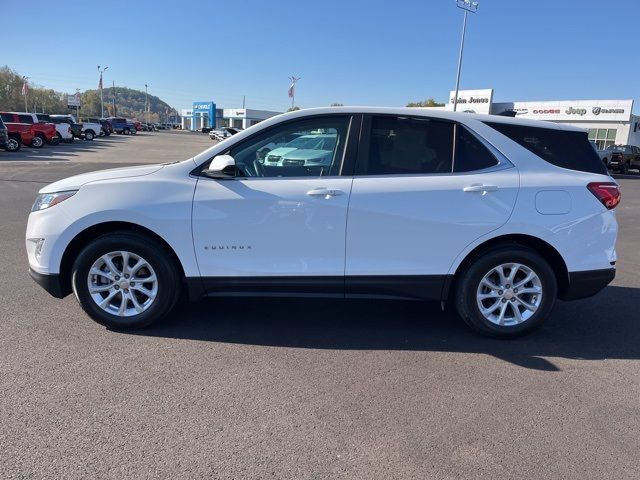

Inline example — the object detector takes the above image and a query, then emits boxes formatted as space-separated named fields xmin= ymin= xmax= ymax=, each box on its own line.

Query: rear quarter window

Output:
xmin=484 ymin=122 xmax=607 ymax=175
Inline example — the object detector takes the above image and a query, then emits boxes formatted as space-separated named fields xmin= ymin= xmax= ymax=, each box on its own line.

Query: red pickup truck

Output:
xmin=0 ymin=112 xmax=57 ymax=148
xmin=1 ymin=121 xmax=33 ymax=152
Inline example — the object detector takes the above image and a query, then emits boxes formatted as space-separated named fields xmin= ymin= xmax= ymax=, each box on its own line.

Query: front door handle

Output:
xmin=463 ymin=184 xmax=499 ymax=193
xmin=307 ymin=188 xmax=345 ymax=197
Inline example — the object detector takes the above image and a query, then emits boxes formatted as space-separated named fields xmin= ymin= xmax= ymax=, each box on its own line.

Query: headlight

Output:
xmin=31 ymin=190 xmax=77 ymax=212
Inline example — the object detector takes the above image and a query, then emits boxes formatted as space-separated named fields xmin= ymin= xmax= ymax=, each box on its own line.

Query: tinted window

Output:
xmin=454 ymin=125 xmax=498 ymax=172
xmin=0 ymin=113 xmax=12 ymax=122
xmin=228 ymin=116 xmax=350 ymax=178
xmin=36 ymin=114 xmax=50 ymax=122
xmin=0 ymin=117 xmax=4 ymax=128
xmin=18 ymin=115 xmax=33 ymax=124
xmin=359 ymin=116 xmax=454 ymax=175
xmin=484 ymin=122 xmax=607 ymax=175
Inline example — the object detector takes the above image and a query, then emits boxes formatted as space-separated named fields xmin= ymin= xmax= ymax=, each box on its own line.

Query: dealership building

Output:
xmin=180 ymin=101 xmax=281 ymax=131
xmin=428 ymin=89 xmax=639 ymax=149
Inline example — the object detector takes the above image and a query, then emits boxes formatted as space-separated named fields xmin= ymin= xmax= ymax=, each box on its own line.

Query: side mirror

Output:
xmin=205 ymin=154 xmax=236 ymax=179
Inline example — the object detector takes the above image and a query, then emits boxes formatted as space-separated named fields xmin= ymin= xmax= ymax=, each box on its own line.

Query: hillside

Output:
xmin=81 ymin=87 xmax=174 ymax=122
xmin=0 ymin=65 xmax=175 ymax=122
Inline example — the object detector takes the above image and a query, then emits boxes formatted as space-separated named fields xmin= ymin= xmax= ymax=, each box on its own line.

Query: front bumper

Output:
xmin=29 ymin=268 xmax=67 ymax=298
xmin=560 ymin=268 xmax=615 ymax=300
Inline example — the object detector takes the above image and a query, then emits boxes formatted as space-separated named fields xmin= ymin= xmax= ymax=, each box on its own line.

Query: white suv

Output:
xmin=25 ymin=107 xmax=620 ymax=337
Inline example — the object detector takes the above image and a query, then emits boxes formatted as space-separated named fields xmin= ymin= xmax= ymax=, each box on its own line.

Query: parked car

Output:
xmin=50 ymin=115 xmax=83 ymax=140
xmin=69 ymin=115 xmax=102 ymax=140
xmin=209 ymin=126 xmax=242 ymax=141
xmin=126 ymin=120 xmax=138 ymax=134
xmin=25 ymin=107 xmax=620 ymax=337
xmin=263 ymin=133 xmax=337 ymax=167
xmin=85 ymin=118 xmax=111 ymax=136
xmin=35 ymin=114 xmax=73 ymax=144
xmin=605 ymin=144 xmax=640 ymax=174
xmin=99 ymin=119 xmax=114 ymax=135
xmin=0 ymin=116 xmax=10 ymax=152
xmin=106 ymin=117 xmax=132 ymax=135
xmin=0 ymin=112 xmax=56 ymax=148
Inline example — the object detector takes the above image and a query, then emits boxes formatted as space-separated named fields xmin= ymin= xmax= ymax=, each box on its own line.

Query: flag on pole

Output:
xmin=288 ymin=82 xmax=295 ymax=98
xmin=21 ymin=80 xmax=28 ymax=96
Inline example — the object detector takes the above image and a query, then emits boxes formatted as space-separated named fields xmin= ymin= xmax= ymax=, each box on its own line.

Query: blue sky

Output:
xmin=4 ymin=0 xmax=639 ymax=112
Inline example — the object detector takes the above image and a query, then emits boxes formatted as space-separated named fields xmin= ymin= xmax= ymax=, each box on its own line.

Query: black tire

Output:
xmin=5 ymin=136 xmax=20 ymax=152
xmin=52 ymin=132 xmax=62 ymax=145
xmin=124 ymin=128 xmax=130 ymax=135
xmin=31 ymin=135 xmax=45 ymax=148
xmin=454 ymin=246 xmax=557 ymax=338
xmin=71 ymin=232 xmax=181 ymax=329
xmin=84 ymin=130 xmax=95 ymax=141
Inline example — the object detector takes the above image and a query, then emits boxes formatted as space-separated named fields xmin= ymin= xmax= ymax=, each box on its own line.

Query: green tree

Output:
xmin=287 ymin=106 xmax=300 ymax=112
xmin=406 ymin=98 xmax=445 ymax=107
xmin=330 ymin=103 xmax=344 ymax=106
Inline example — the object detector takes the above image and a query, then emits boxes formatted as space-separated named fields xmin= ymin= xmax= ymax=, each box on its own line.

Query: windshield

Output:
xmin=284 ymin=135 xmax=335 ymax=150
xmin=606 ymin=145 xmax=625 ymax=152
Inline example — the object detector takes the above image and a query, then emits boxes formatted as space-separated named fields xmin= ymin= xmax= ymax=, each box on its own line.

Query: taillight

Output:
xmin=587 ymin=182 xmax=621 ymax=209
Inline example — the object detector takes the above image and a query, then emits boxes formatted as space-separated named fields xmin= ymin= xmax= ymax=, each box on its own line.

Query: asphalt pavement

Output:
xmin=1 ymin=131 xmax=639 ymax=479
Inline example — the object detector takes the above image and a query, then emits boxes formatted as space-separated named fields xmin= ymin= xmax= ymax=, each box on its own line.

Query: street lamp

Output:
xmin=453 ymin=0 xmax=479 ymax=112
xmin=98 ymin=65 xmax=108 ymax=118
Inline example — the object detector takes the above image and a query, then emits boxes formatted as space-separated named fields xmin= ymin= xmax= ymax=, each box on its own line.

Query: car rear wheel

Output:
xmin=5 ymin=136 xmax=20 ymax=152
xmin=71 ymin=232 xmax=181 ymax=329
xmin=84 ymin=130 xmax=95 ymax=141
xmin=31 ymin=135 xmax=44 ymax=148
xmin=454 ymin=246 xmax=557 ymax=338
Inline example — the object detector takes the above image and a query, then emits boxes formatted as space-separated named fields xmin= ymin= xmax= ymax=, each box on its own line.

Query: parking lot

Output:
xmin=1 ymin=131 xmax=639 ymax=479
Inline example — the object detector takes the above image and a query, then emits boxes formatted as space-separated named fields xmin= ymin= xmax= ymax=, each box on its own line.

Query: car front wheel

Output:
xmin=454 ymin=246 xmax=557 ymax=338
xmin=71 ymin=233 xmax=181 ymax=329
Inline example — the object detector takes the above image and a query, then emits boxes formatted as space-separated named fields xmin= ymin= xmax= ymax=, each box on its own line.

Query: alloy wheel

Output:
xmin=476 ymin=263 xmax=543 ymax=326
xmin=87 ymin=251 xmax=158 ymax=317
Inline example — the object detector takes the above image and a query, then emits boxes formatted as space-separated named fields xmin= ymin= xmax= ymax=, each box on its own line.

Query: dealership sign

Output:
xmin=512 ymin=100 xmax=633 ymax=122
xmin=446 ymin=89 xmax=493 ymax=114
xmin=67 ymin=93 xmax=81 ymax=108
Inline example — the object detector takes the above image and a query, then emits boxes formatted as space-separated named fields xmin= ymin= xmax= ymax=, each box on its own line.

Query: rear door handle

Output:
xmin=463 ymin=184 xmax=499 ymax=193
xmin=307 ymin=188 xmax=345 ymax=197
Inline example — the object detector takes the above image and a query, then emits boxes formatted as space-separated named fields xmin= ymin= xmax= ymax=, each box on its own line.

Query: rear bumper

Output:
xmin=561 ymin=268 xmax=615 ymax=300
xmin=29 ymin=268 xmax=67 ymax=298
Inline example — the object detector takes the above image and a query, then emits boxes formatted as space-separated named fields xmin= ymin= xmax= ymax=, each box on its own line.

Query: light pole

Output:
xmin=145 ymin=83 xmax=149 ymax=125
xmin=453 ymin=0 xmax=479 ymax=112
xmin=98 ymin=65 xmax=108 ymax=118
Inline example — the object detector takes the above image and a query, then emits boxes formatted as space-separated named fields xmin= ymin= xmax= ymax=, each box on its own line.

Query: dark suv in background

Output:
xmin=606 ymin=145 xmax=640 ymax=174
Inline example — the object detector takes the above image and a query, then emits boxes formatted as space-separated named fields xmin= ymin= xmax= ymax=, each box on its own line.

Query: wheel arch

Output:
xmin=58 ymin=221 xmax=187 ymax=298
xmin=444 ymin=233 xmax=569 ymax=302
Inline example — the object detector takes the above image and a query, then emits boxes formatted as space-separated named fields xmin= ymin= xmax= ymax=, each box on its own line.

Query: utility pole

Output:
xmin=453 ymin=0 xmax=479 ymax=112
xmin=145 ymin=83 xmax=149 ymax=124
xmin=98 ymin=65 xmax=108 ymax=118
xmin=112 ymin=80 xmax=116 ymax=116
xmin=242 ymin=95 xmax=245 ymax=109
xmin=288 ymin=76 xmax=300 ymax=110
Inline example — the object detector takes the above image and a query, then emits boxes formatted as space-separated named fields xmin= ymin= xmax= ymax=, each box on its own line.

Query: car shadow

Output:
xmin=121 ymin=285 xmax=640 ymax=371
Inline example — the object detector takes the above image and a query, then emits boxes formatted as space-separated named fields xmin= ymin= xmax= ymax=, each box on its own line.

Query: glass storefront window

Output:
xmin=588 ymin=128 xmax=617 ymax=150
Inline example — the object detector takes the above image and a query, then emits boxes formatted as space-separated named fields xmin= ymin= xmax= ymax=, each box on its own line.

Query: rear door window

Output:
xmin=484 ymin=122 xmax=607 ymax=175
xmin=1 ymin=113 xmax=13 ymax=123
xmin=358 ymin=116 xmax=454 ymax=175
xmin=18 ymin=115 xmax=33 ymax=124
